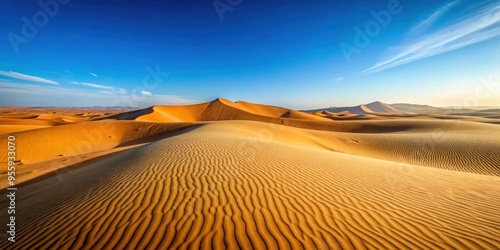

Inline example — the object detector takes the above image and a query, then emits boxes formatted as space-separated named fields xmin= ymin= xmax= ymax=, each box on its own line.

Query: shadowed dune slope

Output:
xmin=2 ymin=123 xmax=499 ymax=249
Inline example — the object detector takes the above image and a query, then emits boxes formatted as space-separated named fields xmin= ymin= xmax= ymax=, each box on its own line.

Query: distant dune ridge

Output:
xmin=1 ymin=99 xmax=499 ymax=249
xmin=306 ymin=101 xmax=410 ymax=115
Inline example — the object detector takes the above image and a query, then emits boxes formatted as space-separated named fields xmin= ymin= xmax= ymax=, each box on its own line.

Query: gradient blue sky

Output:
xmin=0 ymin=0 xmax=499 ymax=109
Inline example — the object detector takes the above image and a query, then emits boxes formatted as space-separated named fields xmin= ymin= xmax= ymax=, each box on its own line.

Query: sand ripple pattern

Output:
xmin=2 ymin=131 xmax=500 ymax=250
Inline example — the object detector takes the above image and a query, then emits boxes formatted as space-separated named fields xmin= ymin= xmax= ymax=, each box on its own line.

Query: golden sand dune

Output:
xmin=2 ymin=118 xmax=498 ymax=189
xmin=0 ymin=118 xmax=64 ymax=136
xmin=0 ymin=124 xmax=50 ymax=135
xmin=234 ymin=100 xmax=289 ymax=117
xmin=116 ymin=98 xmax=328 ymax=123
xmin=109 ymin=99 xmax=472 ymax=133
xmin=0 ymin=107 xmax=128 ymax=135
xmin=1 ymin=121 xmax=499 ymax=249
xmin=0 ymin=100 xmax=499 ymax=249
xmin=0 ymin=118 xmax=62 ymax=126
xmin=308 ymin=101 xmax=410 ymax=116
xmin=0 ymin=121 xmax=197 ymax=165
xmin=361 ymin=101 xmax=407 ymax=114
xmin=338 ymin=128 xmax=500 ymax=176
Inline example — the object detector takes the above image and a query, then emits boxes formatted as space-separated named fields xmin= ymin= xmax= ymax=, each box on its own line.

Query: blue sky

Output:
xmin=0 ymin=0 xmax=499 ymax=109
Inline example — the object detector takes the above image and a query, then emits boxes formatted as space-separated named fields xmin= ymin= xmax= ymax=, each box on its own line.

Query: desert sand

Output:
xmin=1 ymin=99 xmax=499 ymax=249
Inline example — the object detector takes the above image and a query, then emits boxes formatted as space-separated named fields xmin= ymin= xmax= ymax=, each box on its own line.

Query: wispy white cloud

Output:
xmin=141 ymin=90 xmax=153 ymax=96
xmin=0 ymin=80 xmax=200 ymax=107
xmin=90 ymin=72 xmax=99 ymax=78
xmin=363 ymin=2 xmax=500 ymax=75
xmin=71 ymin=81 xmax=129 ymax=96
xmin=129 ymin=94 xmax=200 ymax=107
xmin=0 ymin=70 xmax=58 ymax=85
xmin=335 ymin=77 xmax=345 ymax=82
xmin=0 ymin=81 xmax=97 ymax=97
xmin=407 ymin=0 xmax=460 ymax=36
xmin=72 ymin=81 xmax=114 ymax=90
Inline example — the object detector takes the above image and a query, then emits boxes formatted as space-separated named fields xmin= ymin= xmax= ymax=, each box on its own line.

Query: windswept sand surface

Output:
xmin=1 ymin=100 xmax=499 ymax=249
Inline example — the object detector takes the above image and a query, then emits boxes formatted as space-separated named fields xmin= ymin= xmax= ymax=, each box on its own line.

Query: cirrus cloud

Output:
xmin=71 ymin=81 xmax=114 ymax=90
xmin=0 ymin=70 xmax=58 ymax=85
xmin=363 ymin=1 xmax=500 ymax=75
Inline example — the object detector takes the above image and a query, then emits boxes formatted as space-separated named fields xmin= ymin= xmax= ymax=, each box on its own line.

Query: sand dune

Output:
xmin=0 ymin=124 xmax=50 ymax=135
xmin=107 ymin=99 xmax=446 ymax=133
xmin=2 ymin=121 xmax=499 ymax=249
xmin=234 ymin=100 xmax=290 ymax=117
xmin=0 ymin=107 xmax=129 ymax=135
xmin=0 ymin=121 xmax=197 ymax=165
xmin=306 ymin=101 xmax=410 ymax=116
xmin=115 ymin=98 xmax=329 ymax=123
xmin=361 ymin=101 xmax=406 ymax=114
xmin=1 ymin=100 xmax=499 ymax=249
xmin=279 ymin=110 xmax=333 ymax=121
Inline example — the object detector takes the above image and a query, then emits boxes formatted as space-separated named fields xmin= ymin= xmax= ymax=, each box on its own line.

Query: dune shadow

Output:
xmin=118 ymin=123 xmax=204 ymax=147
xmin=99 ymin=107 xmax=155 ymax=120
